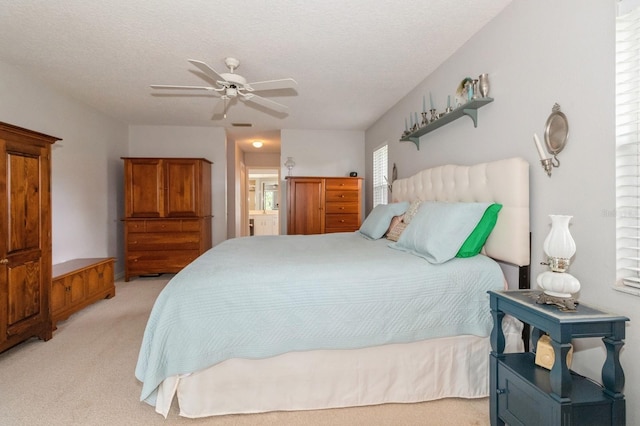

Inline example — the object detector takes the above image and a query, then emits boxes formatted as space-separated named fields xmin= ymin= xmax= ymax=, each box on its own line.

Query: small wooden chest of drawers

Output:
xmin=51 ymin=258 xmax=115 ymax=330
xmin=324 ymin=178 xmax=361 ymax=233
xmin=286 ymin=176 xmax=362 ymax=235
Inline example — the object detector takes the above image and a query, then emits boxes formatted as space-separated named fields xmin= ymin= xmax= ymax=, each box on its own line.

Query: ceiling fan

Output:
xmin=151 ymin=57 xmax=297 ymax=117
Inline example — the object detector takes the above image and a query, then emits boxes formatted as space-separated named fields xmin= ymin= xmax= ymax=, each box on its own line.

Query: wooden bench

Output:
xmin=51 ymin=258 xmax=116 ymax=330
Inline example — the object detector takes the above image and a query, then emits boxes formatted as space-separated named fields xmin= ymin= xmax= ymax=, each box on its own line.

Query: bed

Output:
xmin=135 ymin=156 xmax=530 ymax=418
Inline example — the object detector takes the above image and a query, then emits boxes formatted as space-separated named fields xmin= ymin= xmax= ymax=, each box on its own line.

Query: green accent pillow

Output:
xmin=456 ymin=203 xmax=502 ymax=258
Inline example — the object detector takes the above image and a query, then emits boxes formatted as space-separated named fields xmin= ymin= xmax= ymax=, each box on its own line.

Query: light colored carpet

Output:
xmin=0 ymin=276 xmax=490 ymax=426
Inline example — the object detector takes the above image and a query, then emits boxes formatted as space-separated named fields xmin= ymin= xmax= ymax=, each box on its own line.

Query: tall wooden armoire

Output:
xmin=0 ymin=122 xmax=58 ymax=353
xmin=122 ymin=157 xmax=212 ymax=281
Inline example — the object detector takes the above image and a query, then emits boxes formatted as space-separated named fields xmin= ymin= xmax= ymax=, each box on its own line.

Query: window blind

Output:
xmin=373 ymin=144 xmax=388 ymax=207
xmin=616 ymin=6 xmax=640 ymax=295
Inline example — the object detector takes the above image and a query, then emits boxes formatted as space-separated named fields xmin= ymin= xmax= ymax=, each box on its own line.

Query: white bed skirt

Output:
xmin=154 ymin=317 xmax=523 ymax=418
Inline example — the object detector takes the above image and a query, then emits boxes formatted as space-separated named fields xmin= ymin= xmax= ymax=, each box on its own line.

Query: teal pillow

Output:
xmin=390 ymin=201 xmax=491 ymax=264
xmin=456 ymin=204 xmax=502 ymax=258
xmin=359 ymin=202 xmax=410 ymax=240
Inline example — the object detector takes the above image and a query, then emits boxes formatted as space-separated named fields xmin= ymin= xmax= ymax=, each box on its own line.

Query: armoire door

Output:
xmin=164 ymin=159 xmax=200 ymax=217
xmin=0 ymin=126 xmax=56 ymax=351
xmin=287 ymin=178 xmax=324 ymax=235
xmin=124 ymin=158 xmax=163 ymax=218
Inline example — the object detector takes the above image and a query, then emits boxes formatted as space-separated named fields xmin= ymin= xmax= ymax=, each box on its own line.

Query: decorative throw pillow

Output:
xmin=386 ymin=221 xmax=407 ymax=242
xmin=385 ymin=214 xmax=404 ymax=235
xmin=390 ymin=201 xmax=491 ymax=264
xmin=402 ymin=199 xmax=422 ymax=224
xmin=456 ymin=203 xmax=503 ymax=258
xmin=358 ymin=202 xmax=410 ymax=240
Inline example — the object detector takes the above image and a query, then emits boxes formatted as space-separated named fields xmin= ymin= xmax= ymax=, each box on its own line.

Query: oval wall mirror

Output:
xmin=544 ymin=103 xmax=569 ymax=156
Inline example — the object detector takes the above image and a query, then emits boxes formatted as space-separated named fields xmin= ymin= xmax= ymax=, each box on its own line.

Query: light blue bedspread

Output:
xmin=135 ymin=232 xmax=504 ymax=404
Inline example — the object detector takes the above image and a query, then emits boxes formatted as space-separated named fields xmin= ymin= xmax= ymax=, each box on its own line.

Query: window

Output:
xmin=373 ymin=144 xmax=388 ymax=207
xmin=615 ymin=4 xmax=640 ymax=295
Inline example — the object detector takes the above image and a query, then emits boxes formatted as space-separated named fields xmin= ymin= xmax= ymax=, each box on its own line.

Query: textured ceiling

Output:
xmin=0 ymin=0 xmax=511 ymax=152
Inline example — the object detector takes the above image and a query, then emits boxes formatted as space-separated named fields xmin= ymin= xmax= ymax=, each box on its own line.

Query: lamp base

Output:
xmin=536 ymin=292 xmax=579 ymax=311
xmin=536 ymin=270 xmax=580 ymax=298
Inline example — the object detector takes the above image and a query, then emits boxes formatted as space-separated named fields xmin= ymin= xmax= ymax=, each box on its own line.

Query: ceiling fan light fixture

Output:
xmin=252 ymin=141 xmax=263 ymax=148
xmin=151 ymin=57 xmax=297 ymax=120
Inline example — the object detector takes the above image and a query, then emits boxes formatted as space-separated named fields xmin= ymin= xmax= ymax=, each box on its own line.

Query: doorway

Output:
xmin=247 ymin=168 xmax=280 ymax=236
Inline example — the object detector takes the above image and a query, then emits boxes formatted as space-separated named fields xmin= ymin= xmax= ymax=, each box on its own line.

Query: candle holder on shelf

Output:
xmin=421 ymin=112 xmax=429 ymax=127
xmin=429 ymin=108 xmax=438 ymax=122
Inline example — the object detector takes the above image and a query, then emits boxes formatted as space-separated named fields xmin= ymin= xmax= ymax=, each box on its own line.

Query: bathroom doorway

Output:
xmin=247 ymin=168 xmax=280 ymax=236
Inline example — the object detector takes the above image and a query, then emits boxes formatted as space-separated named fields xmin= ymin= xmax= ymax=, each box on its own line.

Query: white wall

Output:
xmin=281 ymin=129 xmax=365 ymax=178
xmin=128 ymin=125 xmax=227 ymax=246
xmin=0 ymin=59 xmax=128 ymax=268
xmin=366 ymin=0 xmax=640 ymax=423
xmin=280 ymin=129 xmax=365 ymax=233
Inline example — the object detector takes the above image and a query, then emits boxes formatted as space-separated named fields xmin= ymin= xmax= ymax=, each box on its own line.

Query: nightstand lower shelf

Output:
xmin=496 ymin=352 xmax=622 ymax=426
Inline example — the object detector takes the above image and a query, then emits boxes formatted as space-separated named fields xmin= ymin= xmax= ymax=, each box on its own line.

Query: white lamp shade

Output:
xmin=543 ymin=215 xmax=576 ymax=259
xmin=284 ymin=157 xmax=295 ymax=169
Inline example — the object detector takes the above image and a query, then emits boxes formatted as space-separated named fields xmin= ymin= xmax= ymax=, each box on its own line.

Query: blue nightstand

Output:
xmin=488 ymin=290 xmax=629 ymax=426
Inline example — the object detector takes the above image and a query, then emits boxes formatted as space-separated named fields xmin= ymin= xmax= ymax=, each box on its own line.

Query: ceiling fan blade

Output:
xmin=241 ymin=93 xmax=289 ymax=113
xmin=245 ymin=78 xmax=298 ymax=92
xmin=150 ymin=84 xmax=221 ymax=91
xmin=188 ymin=59 xmax=227 ymax=83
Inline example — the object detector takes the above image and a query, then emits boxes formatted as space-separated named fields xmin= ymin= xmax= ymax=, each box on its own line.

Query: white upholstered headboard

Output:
xmin=391 ymin=157 xmax=530 ymax=267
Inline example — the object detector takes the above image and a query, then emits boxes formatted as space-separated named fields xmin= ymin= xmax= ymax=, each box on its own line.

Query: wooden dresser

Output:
xmin=0 ymin=122 xmax=58 ymax=353
xmin=286 ymin=177 xmax=362 ymax=235
xmin=122 ymin=158 xmax=212 ymax=281
xmin=51 ymin=258 xmax=115 ymax=330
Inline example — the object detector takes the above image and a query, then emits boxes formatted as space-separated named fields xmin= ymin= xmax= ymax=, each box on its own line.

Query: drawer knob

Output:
xmin=496 ymin=388 xmax=507 ymax=395
xmin=340 ymin=219 xmax=345 ymax=223
xmin=341 ymin=195 xmax=345 ymax=198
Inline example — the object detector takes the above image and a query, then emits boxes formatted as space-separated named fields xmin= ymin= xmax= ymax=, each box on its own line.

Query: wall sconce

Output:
xmin=284 ymin=156 xmax=296 ymax=176
xmin=533 ymin=103 xmax=569 ymax=177
xmin=536 ymin=214 xmax=580 ymax=310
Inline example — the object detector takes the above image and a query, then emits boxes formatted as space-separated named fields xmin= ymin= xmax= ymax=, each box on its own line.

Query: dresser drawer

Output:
xmin=127 ymin=232 xmax=201 ymax=250
xmin=325 ymin=214 xmax=360 ymax=230
xmin=325 ymin=178 xmax=360 ymax=190
xmin=126 ymin=220 xmax=146 ymax=233
xmin=127 ymin=250 xmax=200 ymax=275
xmin=145 ymin=220 xmax=184 ymax=232
xmin=326 ymin=190 xmax=359 ymax=202
xmin=325 ymin=201 xmax=359 ymax=214
xmin=181 ymin=219 xmax=202 ymax=232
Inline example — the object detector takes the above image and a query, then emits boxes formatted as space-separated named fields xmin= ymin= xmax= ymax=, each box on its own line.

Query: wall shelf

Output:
xmin=399 ymin=97 xmax=494 ymax=150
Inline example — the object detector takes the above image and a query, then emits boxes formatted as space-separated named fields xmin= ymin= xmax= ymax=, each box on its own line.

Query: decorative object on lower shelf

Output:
xmin=534 ymin=334 xmax=573 ymax=370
